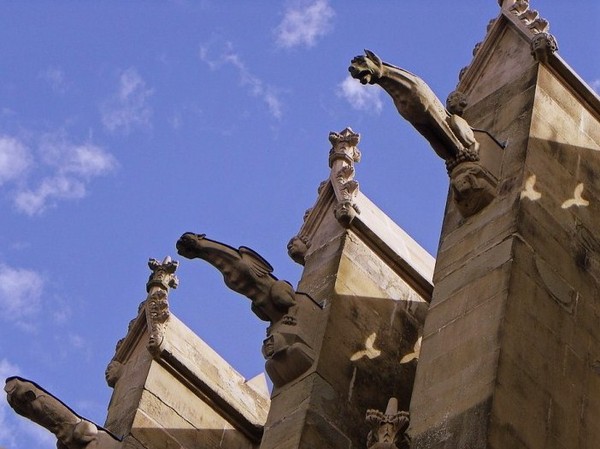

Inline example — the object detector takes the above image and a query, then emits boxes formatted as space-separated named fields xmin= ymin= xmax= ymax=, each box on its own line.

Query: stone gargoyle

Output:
xmin=349 ymin=50 xmax=497 ymax=217
xmin=176 ymin=233 xmax=318 ymax=388
xmin=4 ymin=376 xmax=122 ymax=449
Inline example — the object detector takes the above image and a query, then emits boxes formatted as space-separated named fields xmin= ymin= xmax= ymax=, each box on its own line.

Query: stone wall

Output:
xmin=106 ymin=310 xmax=270 ymax=449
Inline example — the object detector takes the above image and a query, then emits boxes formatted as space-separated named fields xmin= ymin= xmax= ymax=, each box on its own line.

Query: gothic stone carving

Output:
xmin=145 ymin=256 xmax=179 ymax=355
xmin=287 ymin=234 xmax=311 ymax=266
xmin=531 ymin=32 xmax=558 ymax=63
xmin=5 ymin=377 xmax=121 ymax=449
xmin=329 ymin=127 xmax=362 ymax=227
xmin=105 ymin=360 xmax=123 ymax=389
xmin=176 ymin=233 xmax=316 ymax=387
xmin=349 ymin=50 xmax=496 ymax=217
xmin=508 ymin=0 xmax=552 ymax=35
xmin=366 ymin=397 xmax=410 ymax=449
xmin=349 ymin=50 xmax=479 ymax=163
xmin=450 ymin=161 xmax=497 ymax=217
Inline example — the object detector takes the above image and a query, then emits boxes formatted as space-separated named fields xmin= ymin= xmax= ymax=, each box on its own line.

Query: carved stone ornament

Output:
xmin=147 ymin=256 xmax=179 ymax=292
xmin=177 ymin=233 xmax=317 ymax=387
xmin=145 ymin=256 xmax=179 ymax=356
xmin=349 ymin=50 xmax=496 ymax=217
xmin=104 ymin=360 xmax=124 ymax=389
xmin=450 ymin=161 xmax=497 ymax=217
xmin=287 ymin=234 xmax=311 ymax=266
xmin=508 ymin=0 xmax=551 ymax=34
xmin=446 ymin=90 xmax=468 ymax=116
xmin=4 ymin=377 xmax=121 ymax=449
xmin=531 ymin=32 xmax=558 ymax=63
xmin=329 ymin=127 xmax=361 ymax=227
xmin=365 ymin=397 xmax=410 ymax=449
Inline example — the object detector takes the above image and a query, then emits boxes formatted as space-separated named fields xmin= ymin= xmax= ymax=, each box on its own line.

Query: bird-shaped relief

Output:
xmin=350 ymin=332 xmax=382 ymax=361
xmin=520 ymin=174 xmax=542 ymax=201
xmin=400 ymin=336 xmax=422 ymax=364
xmin=561 ymin=183 xmax=589 ymax=209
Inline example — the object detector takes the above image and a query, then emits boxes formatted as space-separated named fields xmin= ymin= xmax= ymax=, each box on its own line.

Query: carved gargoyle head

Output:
xmin=4 ymin=377 xmax=37 ymax=416
xmin=175 ymin=232 xmax=208 ymax=259
xmin=349 ymin=49 xmax=383 ymax=85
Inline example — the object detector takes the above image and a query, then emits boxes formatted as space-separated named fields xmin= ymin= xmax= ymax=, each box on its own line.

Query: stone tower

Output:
xmin=406 ymin=2 xmax=600 ymax=448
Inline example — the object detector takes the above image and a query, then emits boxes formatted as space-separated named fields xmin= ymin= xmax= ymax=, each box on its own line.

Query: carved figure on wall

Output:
xmin=105 ymin=360 xmax=124 ymax=388
xmin=348 ymin=50 xmax=497 ymax=217
xmin=531 ymin=32 xmax=558 ymax=63
xmin=5 ymin=377 xmax=121 ymax=449
xmin=450 ymin=161 xmax=498 ymax=217
xmin=349 ymin=50 xmax=479 ymax=164
xmin=365 ymin=397 xmax=410 ymax=449
xmin=177 ymin=233 xmax=317 ymax=387
xmin=287 ymin=235 xmax=311 ymax=265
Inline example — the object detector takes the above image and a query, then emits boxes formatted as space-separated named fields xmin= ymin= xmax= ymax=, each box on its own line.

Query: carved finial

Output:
xmin=366 ymin=397 xmax=410 ymax=449
xmin=147 ymin=256 xmax=179 ymax=292
xmin=328 ymin=127 xmax=361 ymax=167
xmin=328 ymin=127 xmax=361 ymax=227
xmin=531 ymin=32 xmax=558 ymax=62
xmin=145 ymin=256 xmax=179 ymax=356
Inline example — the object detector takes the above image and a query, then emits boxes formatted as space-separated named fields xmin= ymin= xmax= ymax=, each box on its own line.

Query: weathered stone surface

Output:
xmin=103 ymin=287 xmax=269 ymax=449
xmin=177 ymin=233 xmax=322 ymax=389
xmin=411 ymin=6 xmax=600 ymax=448
xmin=261 ymin=161 xmax=433 ymax=448
xmin=5 ymin=377 xmax=122 ymax=449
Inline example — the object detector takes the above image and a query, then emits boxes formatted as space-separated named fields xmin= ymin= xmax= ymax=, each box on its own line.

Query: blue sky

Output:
xmin=0 ymin=2 xmax=598 ymax=447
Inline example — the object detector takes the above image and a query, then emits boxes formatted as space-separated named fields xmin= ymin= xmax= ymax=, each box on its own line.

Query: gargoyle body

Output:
xmin=349 ymin=50 xmax=497 ymax=217
xmin=177 ymin=233 xmax=317 ymax=387
xmin=4 ymin=377 xmax=121 ymax=449
xmin=176 ymin=233 xmax=296 ymax=323
xmin=349 ymin=50 xmax=479 ymax=163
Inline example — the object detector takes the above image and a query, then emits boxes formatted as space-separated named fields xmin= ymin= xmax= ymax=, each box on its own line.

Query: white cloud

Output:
xmin=200 ymin=42 xmax=283 ymax=119
xmin=338 ymin=76 xmax=383 ymax=113
xmin=0 ymin=135 xmax=32 ymax=186
xmin=0 ymin=264 xmax=44 ymax=329
xmin=0 ymin=358 xmax=21 ymax=379
xmin=40 ymin=136 xmax=117 ymax=178
xmin=14 ymin=176 xmax=86 ymax=215
xmin=10 ymin=134 xmax=117 ymax=216
xmin=275 ymin=0 xmax=335 ymax=49
xmin=40 ymin=67 xmax=67 ymax=94
xmin=102 ymin=68 xmax=153 ymax=133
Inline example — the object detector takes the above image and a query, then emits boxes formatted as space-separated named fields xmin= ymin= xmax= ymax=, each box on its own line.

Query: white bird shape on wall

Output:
xmin=400 ymin=336 xmax=422 ymax=364
xmin=561 ymin=183 xmax=589 ymax=209
xmin=350 ymin=332 xmax=381 ymax=361
xmin=520 ymin=174 xmax=542 ymax=201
